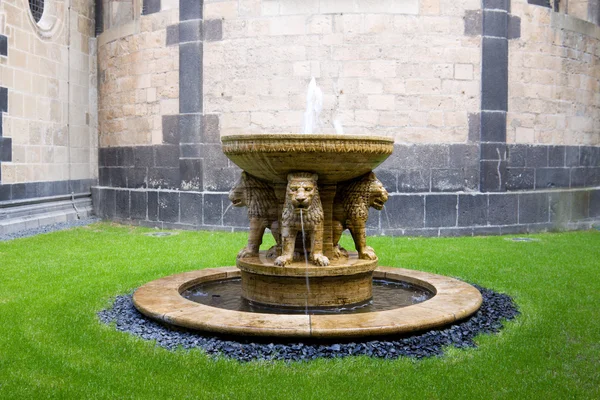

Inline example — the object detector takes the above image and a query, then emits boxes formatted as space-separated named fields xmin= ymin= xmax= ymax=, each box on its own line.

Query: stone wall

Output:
xmin=204 ymin=0 xmax=481 ymax=144
xmin=0 ymin=0 xmax=97 ymax=200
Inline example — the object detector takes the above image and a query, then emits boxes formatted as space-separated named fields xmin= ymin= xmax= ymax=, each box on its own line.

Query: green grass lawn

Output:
xmin=0 ymin=223 xmax=599 ymax=399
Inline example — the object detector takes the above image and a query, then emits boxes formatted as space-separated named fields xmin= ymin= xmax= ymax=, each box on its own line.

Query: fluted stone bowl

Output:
xmin=221 ymin=134 xmax=394 ymax=184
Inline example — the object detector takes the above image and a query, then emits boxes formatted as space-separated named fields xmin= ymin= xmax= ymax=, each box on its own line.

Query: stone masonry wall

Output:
xmin=508 ymin=1 xmax=600 ymax=146
xmin=97 ymin=2 xmax=179 ymax=147
xmin=204 ymin=0 xmax=481 ymax=144
xmin=0 ymin=0 xmax=98 ymax=187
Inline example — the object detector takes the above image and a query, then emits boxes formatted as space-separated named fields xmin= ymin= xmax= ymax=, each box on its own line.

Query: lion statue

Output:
xmin=332 ymin=172 xmax=388 ymax=260
xmin=274 ymin=172 xmax=329 ymax=267
xmin=229 ymin=171 xmax=281 ymax=259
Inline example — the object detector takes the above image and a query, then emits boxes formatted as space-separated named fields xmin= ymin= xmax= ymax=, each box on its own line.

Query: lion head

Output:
xmin=229 ymin=172 xmax=278 ymax=218
xmin=229 ymin=172 xmax=249 ymax=208
xmin=368 ymin=173 xmax=388 ymax=211
xmin=286 ymin=172 xmax=319 ymax=212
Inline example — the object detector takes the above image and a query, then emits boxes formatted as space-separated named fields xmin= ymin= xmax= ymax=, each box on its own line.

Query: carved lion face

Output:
xmin=287 ymin=173 xmax=318 ymax=212
xmin=369 ymin=178 xmax=388 ymax=211
xmin=228 ymin=172 xmax=248 ymax=207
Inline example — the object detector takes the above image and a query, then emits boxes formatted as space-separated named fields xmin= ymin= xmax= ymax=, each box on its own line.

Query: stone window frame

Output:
xmin=26 ymin=0 xmax=65 ymax=39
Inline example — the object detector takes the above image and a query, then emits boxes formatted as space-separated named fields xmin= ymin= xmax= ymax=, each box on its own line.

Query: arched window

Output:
xmin=28 ymin=0 xmax=45 ymax=23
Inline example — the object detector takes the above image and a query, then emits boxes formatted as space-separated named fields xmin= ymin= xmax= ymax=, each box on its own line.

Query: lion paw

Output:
xmin=358 ymin=246 xmax=377 ymax=260
xmin=265 ymin=245 xmax=281 ymax=259
xmin=274 ymin=255 xmax=292 ymax=267
xmin=237 ymin=247 xmax=258 ymax=259
xmin=311 ymin=254 xmax=330 ymax=266
xmin=332 ymin=245 xmax=349 ymax=260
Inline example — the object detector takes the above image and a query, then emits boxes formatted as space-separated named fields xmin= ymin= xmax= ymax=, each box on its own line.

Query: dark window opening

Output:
xmin=29 ymin=0 xmax=45 ymax=23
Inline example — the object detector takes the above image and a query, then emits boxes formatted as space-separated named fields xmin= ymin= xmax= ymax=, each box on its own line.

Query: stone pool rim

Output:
xmin=133 ymin=266 xmax=482 ymax=339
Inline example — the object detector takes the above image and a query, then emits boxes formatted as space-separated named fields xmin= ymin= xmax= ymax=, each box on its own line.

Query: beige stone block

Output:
xmin=358 ymin=79 xmax=383 ymax=94
xmin=454 ymin=64 xmax=473 ymax=80
xmin=364 ymin=14 xmax=393 ymax=34
xmin=261 ymin=0 xmax=280 ymax=16
xmin=160 ymin=99 xmax=178 ymax=115
xmin=406 ymin=79 xmax=442 ymax=94
xmin=240 ymin=0 xmax=262 ymax=17
xmin=427 ymin=111 xmax=445 ymax=127
xmin=335 ymin=14 xmax=363 ymax=34
xmin=370 ymin=61 xmax=396 ymax=77
xmin=379 ymin=111 xmax=409 ymax=127
xmin=293 ymin=61 xmax=320 ymax=78
xmin=320 ymin=0 xmax=357 ymax=13
xmin=146 ymin=87 xmax=157 ymax=102
xmin=8 ymin=48 xmax=26 ymax=69
xmin=421 ymin=0 xmax=440 ymax=15
xmin=280 ymin=0 xmax=319 ymax=15
xmin=270 ymin=16 xmax=306 ymax=36
xmin=515 ymin=127 xmax=534 ymax=143
xmin=368 ymin=95 xmax=395 ymax=111
xmin=419 ymin=96 xmax=455 ymax=111
xmin=307 ymin=15 xmax=333 ymax=34
xmin=342 ymin=62 xmax=370 ymax=78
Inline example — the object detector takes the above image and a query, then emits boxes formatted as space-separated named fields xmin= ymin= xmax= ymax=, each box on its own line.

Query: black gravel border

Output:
xmin=0 ymin=217 xmax=101 ymax=241
xmin=98 ymin=284 xmax=519 ymax=362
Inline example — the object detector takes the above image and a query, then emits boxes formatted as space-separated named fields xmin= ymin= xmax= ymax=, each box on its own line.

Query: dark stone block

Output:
xmin=586 ymin=167 xmax=600 ymax=186
xmin=570 ymin=191 xmax=590 ymax=221
xmin=158 ymin=191 xmax=179 ymax=223
xmin=507 ymin=15 xmax=521 ymax=39
xmin=223 ymin=202 xmax=249 ymax=228
xmin=548 ymin=146 xmax=565 ymax=167
xmin=500 ymin=224 xmax=527 ymax=235
xmin=203 ymin=143 xmax=230 ymax=168
xmin=180 ymin=192 xmax=202 ymax=226
xmin=52 ymin=181 xmax=68 ymax=196
xmin=458 ymin=194 xmax=488 ymax=226
xmin=431 ymin=169 xmax=464 ymax=192
xmin=203 ymin=193 xmax=223 ymax=225
xmin=203 ymin=167 xmax=238 ymax=192
xmin=519 ymin=193 xmax=549 ymax=224
xmin=483 ymin=10 xmax=507 ymax=38
xmin=527 ymin=0 xmax=551 ymax=7
xmin=397 ymin=169 xmax=430 ymax=192
xmin=439 ymin=227 xmax=473 ymax=237
xmin=116 ymin=147 xmax=134 ymax=167
xmin=390 ymin=144 xmax=449 ymax=170
xmin=154 ymin=145 xmax=179 ymax=167
xmin=0 ymin=87 xmax=7 ymax=112
xmin=366 ymin=209 xmax=380 ymax=230
xmin=180 ymin=0 xmax=202 ymax=21
xmin=148 ymin=167 xmax=180 ymax=189
xmin=179 ymin=42 xmax=203 ymax=114
xmin=37 ymin=182 xmax=54 ymax=197
xmin=0 ymin=113 xmax=3 ymax=137
xmin=180 ymin=158 xmax=203 ymax=190
xmin=109 ymin=167 xmax=128 ymax=188
xmin=11 ymin=183 xmax=26 ymax=200
xmin=127 ymin=168 xmax=148 ymax=188
xmin=402 ymin=228 xmax=439 ymax=237
xmin=130 ymin=191 xmax=147 ymax=220
xmin=507 ymin=144 xmax=526 ymax=167
xmin=116 ymin=190 xmax=130 ymax=219
xmin=464 ymin=168 xmax=480 ymax=191
xmin=180 ymin=143 xmax=204 ymax=158
xmin=162 ymin=115 xmax=179 ymax=145
xmin=142 ymin=0 xmax=160 ymax=15
xmin=179 ymin=19 xmax=203 ymax=43
xmin=204 ymin=19 xmax=223 ymax=42
xmin=580 ymin=146 xmax=600 ymax=167
xmin=464 ymin=10 xmax=482 ymax=36
xmin=425 ymin=195 xmax=457 ymax=228
xmin=526 ymin=145 xmax=548 ymax=167
xmin=483 ymin=0 xmax=509 ymax=11
xmin=134 ymin=146 xmax=153 ymax=167
xmin=203 ymin=114 xmax=220 ymax=143
xmin=166 ymin=24 xmax=179 ymax=46
xmin=381 ymin=195 xmax=424 ymax=229
xmin=449 ymin=144 xmax=478 ymax=168
xmin=480 ymin=111 xmax=506 ymax=142
xmin=0 ymin=184 xmax=11 ymax=201
xmin=535 ymin=168 xmax=570 ymax=189
xmin=480 ymin=142 xmax=507 ymax=161
xmin=179 ymin=113 xmax=203 ymax=143
xmin=570 ymin=168 xmax=586 ymax=187
xmin=488 ymin=193 xmax=518 ymax=225
xmin=548 ymin=191 xmax=572 ymax=225
xmin=473 ymin=226 xmax=502 ymax=236
xmin=468 ymin=113 xmax=480 ymax=142
xmin=103 ymin=147 xmax=118 ymax=167
xmin=100 ymin=188 xmax=116 ymax=219
xmin=99 ymin=168 xmax=110 ymax=186
xmin=481 ymin=37 xmax=508 ymax=111
xmin=372 ymin=169 xmax=397 ymax=193
xmin=0 ymin=35 xmax=7 ymax=56
xmin=480 ymin=160 xmax=507 ymax=192
xmin=565 ymin=146 xmax=580 ymax=167
xmin=590 ymin=190 xmax=600 ymax=218
xmin=0 ymin=137 xmax=12 ymax=161
xmin=148 ymin=191 xmax=159 ymax=221
xmin=506 ymin=167 xmax=534 ymax=190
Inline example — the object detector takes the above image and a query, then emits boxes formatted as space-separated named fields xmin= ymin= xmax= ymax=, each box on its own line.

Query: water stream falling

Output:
xmin=302 ymin=78 xmax=323 ymax=134
xmin=300 ymin=209 xmax=311 ymax=315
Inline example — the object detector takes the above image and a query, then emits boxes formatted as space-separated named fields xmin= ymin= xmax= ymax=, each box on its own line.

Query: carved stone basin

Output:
xmin=221 ymin=134 xmax=394 ymax=184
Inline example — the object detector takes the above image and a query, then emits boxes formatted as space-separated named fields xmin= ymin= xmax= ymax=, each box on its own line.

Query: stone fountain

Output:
xmin=133 ymin=133 xmax=482 ymax=338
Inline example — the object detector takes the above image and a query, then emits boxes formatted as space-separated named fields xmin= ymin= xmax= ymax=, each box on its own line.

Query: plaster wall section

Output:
xmin=203 ymin=0 xmax=482 ymax=144
xmin=508 ymin=0 xmax=600 ymax=146
xmin=0 ymin=0 xmax=98 ymax=184
xmin=97 ymin=2 xmax=179 ymax=148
